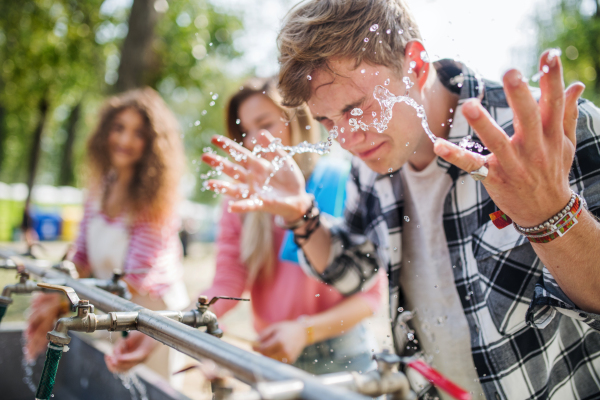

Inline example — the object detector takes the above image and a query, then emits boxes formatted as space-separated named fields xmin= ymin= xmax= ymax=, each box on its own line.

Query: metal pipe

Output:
xmin=1 ymin=249 xmax=369 ymax=400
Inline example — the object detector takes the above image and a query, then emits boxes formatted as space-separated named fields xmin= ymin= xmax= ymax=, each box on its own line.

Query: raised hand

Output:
xmin=434 ymin=50 xmax=586 ymax=228
xmin=202 ymin=131 xmax=312 ymax=221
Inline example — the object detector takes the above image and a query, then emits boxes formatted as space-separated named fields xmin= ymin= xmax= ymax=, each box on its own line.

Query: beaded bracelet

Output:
xmin=489 ymin=190 xmax=586 ymax=244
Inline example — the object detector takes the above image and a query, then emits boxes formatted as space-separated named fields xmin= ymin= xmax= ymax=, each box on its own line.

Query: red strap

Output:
xmin=408 ymin=360 xmax=472 ymax=400
xmin=489 ymin=210 xmax=512 ymax=229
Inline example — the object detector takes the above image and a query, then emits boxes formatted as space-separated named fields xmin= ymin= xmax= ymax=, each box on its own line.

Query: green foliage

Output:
xmin=0 ymin=0 xmax=246 ymax=204
xmin=536 ymin=0 xmax=600 ymax=103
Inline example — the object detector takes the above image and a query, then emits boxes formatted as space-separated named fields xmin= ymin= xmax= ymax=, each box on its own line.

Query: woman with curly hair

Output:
xmin=25 ymin=88 xmax=189 ymax=369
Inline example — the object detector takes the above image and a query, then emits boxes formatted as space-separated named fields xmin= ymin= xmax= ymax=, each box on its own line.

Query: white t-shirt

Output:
xmin=400 ymin=159 xmax=484 ymax=398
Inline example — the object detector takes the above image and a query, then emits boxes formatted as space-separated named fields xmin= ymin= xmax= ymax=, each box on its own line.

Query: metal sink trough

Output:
xmin=0 ymin=325 xmax=190 ymax=400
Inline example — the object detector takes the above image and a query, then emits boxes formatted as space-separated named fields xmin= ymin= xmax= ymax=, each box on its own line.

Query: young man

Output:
xmin=204 ymin=0 xmax=600 ymax=398
xmin=205 ymin=1 xmax=600 ymax=398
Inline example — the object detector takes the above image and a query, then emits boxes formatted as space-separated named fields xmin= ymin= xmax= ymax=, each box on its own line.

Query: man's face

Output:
xmin=307 ymin=59 xmax=426 ymax=174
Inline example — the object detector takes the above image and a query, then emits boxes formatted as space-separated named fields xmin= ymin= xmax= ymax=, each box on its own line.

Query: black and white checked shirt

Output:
xmin=298 ymin=61 xmax=600 ymax=399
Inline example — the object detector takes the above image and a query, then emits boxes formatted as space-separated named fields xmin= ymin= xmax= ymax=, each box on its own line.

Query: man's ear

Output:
xmin=404 ymin=40 xmax=430 ymax=89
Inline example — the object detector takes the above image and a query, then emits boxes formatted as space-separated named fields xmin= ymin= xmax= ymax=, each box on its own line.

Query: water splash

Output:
xmin=21 ymin=334 xmax=37 ymax=392
xmin=118 ymin=372 xmax=149 ymax=400
xmin=530 ymin=48 xmax=561 ymax=82
xmin=371 ymin=82 xmax=437 ymax=143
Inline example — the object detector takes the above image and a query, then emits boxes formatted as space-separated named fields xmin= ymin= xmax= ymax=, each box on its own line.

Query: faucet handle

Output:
xmin=205 ymin=296 xmax=249 ymax=307
xmin=37 ymin=283 xmax=80 ymax=306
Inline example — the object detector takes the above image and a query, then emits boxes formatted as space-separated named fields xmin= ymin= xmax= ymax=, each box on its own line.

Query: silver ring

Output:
xmin=470 ymin=164 xmax=488 ymax=181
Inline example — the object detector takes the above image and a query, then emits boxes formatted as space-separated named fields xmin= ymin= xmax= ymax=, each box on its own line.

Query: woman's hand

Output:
xmin=25 ymin=293 xmax=63 ymax=362
xmin=105 ymin=331 xmax=158 ymax=373
xmin=253 ymin=320 xmax=307 ymax=364
xmin=434 ymin=50 xmax=585 ymax=227
xmin=202 ymin=131 xmax=313 ymax=223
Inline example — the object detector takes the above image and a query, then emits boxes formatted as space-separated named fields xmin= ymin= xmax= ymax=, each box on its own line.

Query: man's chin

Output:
xmin=363 ymin=159 xmax=402 ymax=175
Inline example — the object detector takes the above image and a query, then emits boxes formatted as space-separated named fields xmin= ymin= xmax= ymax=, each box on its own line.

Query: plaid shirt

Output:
xmin=298 ymin=61 xmax=600 ymax=399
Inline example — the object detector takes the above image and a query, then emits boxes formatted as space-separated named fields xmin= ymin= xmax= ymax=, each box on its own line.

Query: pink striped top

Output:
xmin=202 ymin=203 xmax=385 ymax=333
xmin=72 ymin=197 xmax=184 ymax=299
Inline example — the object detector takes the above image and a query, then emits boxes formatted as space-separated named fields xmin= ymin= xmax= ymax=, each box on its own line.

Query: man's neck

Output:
xmin=407 ymin=68 xmax=459 ymax=171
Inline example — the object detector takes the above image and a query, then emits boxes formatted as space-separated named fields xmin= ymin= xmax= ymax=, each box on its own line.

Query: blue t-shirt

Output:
xmin=279 ymin=157 xmax=350 ymax=263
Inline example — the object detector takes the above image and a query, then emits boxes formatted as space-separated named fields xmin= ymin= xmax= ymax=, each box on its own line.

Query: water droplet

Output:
xmin=194 ymin=120 xmax=200 ymax=126
xmin=212 ymin=94 xmax=219 ymax=100
xmin=351 ymin=108 xmax=363 ymax=116
xmin=420 ymin=50 xmax=430 ymax=63
xmin=235 ymin=119 xmax=241 ymax=125
xmin=386 ymin=29 xmax=391 ymax=34
xmin=434 ymin=285 xmax=438 ymax=289
xmin=404 ymin=216 xmax=410 ymax=222
xmin=372 ymin=111 xmax=377 ymax=118
xmin=315 ymin=294 xmax=320 ymax=297
xmin=305 ymin=125 xmax=311 ymax=130
xmin=384 ymin=78 xmax=390 ymax=85
xmin=364 ymin=37 xmax=369 ymax=42
xmin=409 ymin=61 xmax=416 ymax=69
xmin=407 ymin=332 xmax=415 ymax=341
xmin=209 ymin=101 xmax=215 ymax=106
xmin=360 ymin=69 xmax=366 ymax=74
xmin=307 ymin=75 xmax=312 ymax=80
xmin=370 ymin=24 xmax=379 ymax=32
xmin=405 ymin=142 xmax=409 ymax=146
xmin=542 ymin=65 xmax=549 ymax=73
xmin=398 ymin=307 xmax=404 ymax=312
xmin=388 ymin=168 xmax=393 ymax=172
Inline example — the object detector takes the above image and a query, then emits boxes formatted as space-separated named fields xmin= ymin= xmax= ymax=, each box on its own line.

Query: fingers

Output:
xmin=201 ymin=153 xmax=249 ymax=183
xmin=563 ymin=82 xmax=585 ymax=146
xmin=227 ymin=198 xmax=265 ymax=213
xmin=502 ymin=69 xmax=543 ymax=149
xmin=434 ymin=138 xmax=487 ymax=173
xmin=461 ymin=100 xmax=514 ymax=159
xmin=538 ymin=50 xmax=565 ymax=141
xmin=254 ymin=130 xmax=289 ymax=160
xmin=204 ymin=180 xmax=250 ymax=199
xmin=211 ymin=135 xmax=253 ymax=166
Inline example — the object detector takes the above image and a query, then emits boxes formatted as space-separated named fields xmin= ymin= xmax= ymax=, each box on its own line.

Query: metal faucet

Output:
xmin=0 ymin=268 xmax=131 ymax=326
xmin=35 ymin=284 xmax=239 ymax=400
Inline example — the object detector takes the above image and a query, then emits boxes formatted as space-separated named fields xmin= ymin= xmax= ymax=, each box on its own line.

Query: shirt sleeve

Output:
xmin=201 ymin=202 xmax=249 ymax=318
xmin=297 ymin=160 xmax=384 ymax=296
xmin=526 ymin=99 xmax=600 ymax=332
xmin=355 ymin=268 xmax=386 ymax=314
xmin=70 ymin=198 xmax=92 ymax=273
xmin=123 ymin=214 xmax=183 ymax=299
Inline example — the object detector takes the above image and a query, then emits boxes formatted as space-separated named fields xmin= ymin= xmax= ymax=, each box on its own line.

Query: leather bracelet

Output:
xmin=274 ymin=195 xmax=319 ymax=230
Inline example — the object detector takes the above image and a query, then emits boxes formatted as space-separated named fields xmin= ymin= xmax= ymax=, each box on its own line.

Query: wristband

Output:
xmin=274 ymin=195 xmax=319 ymax=231
xmin=490 ymin=190 xmax=586 ymax=244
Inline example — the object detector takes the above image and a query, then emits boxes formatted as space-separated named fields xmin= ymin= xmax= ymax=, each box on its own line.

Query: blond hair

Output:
xmin=225 ymin=77 xmax=321 ymax=285
xmin=277 ymin=0 xmax=422 ymax=107
xmin=87 ymin=87 xmax=184 ymax=222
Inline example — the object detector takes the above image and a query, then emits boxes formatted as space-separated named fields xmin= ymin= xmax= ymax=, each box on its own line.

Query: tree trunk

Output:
xmin=115 ymin=0 xmax=158 ymax=93
xmin=58 ymin=102 xmax=81 ymax=187
xmin=24 ymin=96 xmax=49 ymax=210
xmin=0 ymin=105 xmax=5 ymax=176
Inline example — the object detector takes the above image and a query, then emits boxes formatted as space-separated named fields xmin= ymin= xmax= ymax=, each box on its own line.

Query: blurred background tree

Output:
xmin=536 ymin=0 xmax=600 ymax=103
xmin=0 ymin=0 xmax=244 ymax=204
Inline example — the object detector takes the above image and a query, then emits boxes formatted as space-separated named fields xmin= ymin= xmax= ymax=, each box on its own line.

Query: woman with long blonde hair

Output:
xmin=26 ymin=88 xmax=189 ymax=372
xmin=108 ymin=78 xmax=384 ymax=375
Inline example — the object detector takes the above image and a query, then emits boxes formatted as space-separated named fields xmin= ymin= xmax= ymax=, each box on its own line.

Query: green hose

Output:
xmin=35 ymin=343 xmax=64 ymax=400
xmin=0 ymin=304 xmax=6 ymax=325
